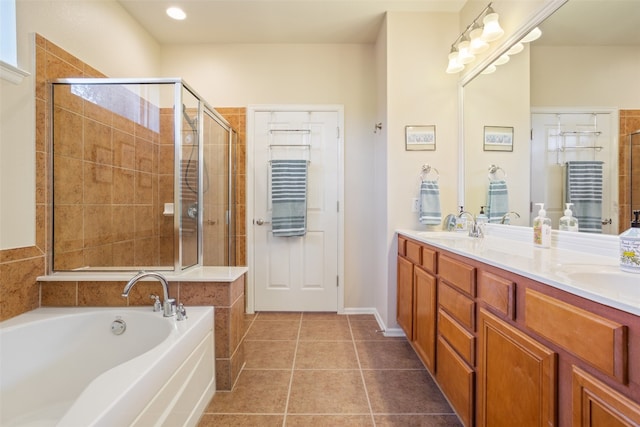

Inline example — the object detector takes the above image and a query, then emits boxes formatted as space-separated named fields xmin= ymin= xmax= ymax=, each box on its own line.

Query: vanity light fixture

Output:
xmin=506 ymin=42 xmax=524 ymax=56
xmin=446 ymin=46 xmax=465 ymax=74
xmin=469 ymin=24 xmax=490 ymax=54
xmin=493 ymin=54 xmax=510 ymax=66
xmin=481 ymin=6 xmax=504 ymax=42
xmin=481 ymin=64 xmax=497 ymax=75
xmin=445 ymin=2 xmax=504 ymax=74
xmin=166 ymin=6 xmax=186 ymax=20
xmin=521 ymin=27 xmax=542 ymax=43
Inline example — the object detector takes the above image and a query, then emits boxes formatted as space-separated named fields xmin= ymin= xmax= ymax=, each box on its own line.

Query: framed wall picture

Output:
xmin=483 ymin=126 xmax=514 ymax=151
xmin=405 ymin=125 xmax=436 ymax=151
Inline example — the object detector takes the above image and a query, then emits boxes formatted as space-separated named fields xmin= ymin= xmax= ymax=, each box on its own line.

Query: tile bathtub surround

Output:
xmin=199 ymin=312 xmax=462 ymax=427
xmin=39 ymin=273 xmax=246 ymax=391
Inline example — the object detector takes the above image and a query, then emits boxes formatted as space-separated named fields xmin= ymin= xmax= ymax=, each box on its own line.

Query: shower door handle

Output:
xmin=255 ymin=218 xmax=271 ymax=225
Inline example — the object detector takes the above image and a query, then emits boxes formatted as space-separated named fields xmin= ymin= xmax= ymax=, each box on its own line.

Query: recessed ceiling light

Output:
xmin=166 ymin=6 xmax=186 ymax=20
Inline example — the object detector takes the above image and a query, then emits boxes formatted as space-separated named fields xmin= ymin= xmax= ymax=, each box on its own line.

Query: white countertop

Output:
xmin=398 ymin=225 xmax=640 ymax=317
xmin=38 ymin=266 xmax=248 ymax=283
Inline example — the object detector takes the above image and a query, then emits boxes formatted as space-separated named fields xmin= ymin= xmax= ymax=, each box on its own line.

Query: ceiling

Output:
xmin=116 ymin=0 xmax=640 ymax=46
xmin=116 ymin=0 xmax=464 ymax=44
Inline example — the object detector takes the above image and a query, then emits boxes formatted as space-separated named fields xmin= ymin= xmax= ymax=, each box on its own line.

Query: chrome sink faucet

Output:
xmin=122 ymin=271 xmax=177 ymax=317
xmin=459 ymin=211 xmax=483 ymax=238
xmin=501 ymin=211 xmax=521 ymax=224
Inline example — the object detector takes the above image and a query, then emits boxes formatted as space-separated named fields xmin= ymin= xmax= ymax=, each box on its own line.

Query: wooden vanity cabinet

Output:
xmin=477 ymin=308 xmax=557 ymax=427
xmin=396 ymin=237 xmax=438 ymax=373
xmin=396 ymin=233 xmax=640 ymax=427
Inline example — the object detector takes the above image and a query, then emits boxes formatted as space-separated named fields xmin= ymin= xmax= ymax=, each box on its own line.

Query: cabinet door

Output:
xmin=572 ymin=366 xmax=640 ymax=427
xmin=413 ymin=266 xmax=437 ymax=373
xmin=397 ymin=256 xmax=414 ymax=339
xmin=477 ymin=309 xmax=557 ymax=427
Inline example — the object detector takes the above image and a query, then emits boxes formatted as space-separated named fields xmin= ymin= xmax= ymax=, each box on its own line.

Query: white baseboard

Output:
xmin=342 ymin=307 xmax=407 ymax=339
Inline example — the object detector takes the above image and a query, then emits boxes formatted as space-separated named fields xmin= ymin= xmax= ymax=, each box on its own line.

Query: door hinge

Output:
xmin=336 ymin=276 xmax=339 ymax=287
xmin=337 ymin=126 xmax=340 ymax=139
xmin=337 ymin=201 xmax=340 ymax=212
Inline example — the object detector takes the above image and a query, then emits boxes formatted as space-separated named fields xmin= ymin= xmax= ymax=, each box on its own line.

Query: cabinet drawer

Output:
xmin=478 ymin=270 xmax=515 ymax=320
xmin=405 ymin=239 xmax=421 ymax=265
xmin=437 ymin=336 xmax=474 ymax=427
xmin=439 ymin=281 xmax=475 ymax=331
xmin=420 ymin=246 xmax=437 ymax=274
xmin=438 ymin=309 xmax=475 ymax=366
xmin=398 ymin=236 xmax=407 ymax=256
xmin=525 ymin=288 xmax=627 ymax=383
xmin=439 ymin=255 xmax=476 ymax=296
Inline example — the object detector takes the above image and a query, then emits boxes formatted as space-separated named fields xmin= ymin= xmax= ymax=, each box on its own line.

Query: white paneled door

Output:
xmin=252 ymin=109 xmax=341 ymax=311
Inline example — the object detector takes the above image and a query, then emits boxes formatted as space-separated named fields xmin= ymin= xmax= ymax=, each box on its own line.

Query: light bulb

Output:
xmin=507 ymin=42 xmax=524 ymax=55
xmin=457 ymin=40 xmax=475 ymax=65
xmin=469 ymin=27 xmax=489 ymax=54
xmin=166 ymin=7 xmax=186 ymax=20
xmin=494 ymin=54 xmax=510 ymax=66
xmin=481 ymin=64 xmax=497 ymax=75
xmin=481 ymin=12 xmax=504 ymax=42
xmin=446 ymin=51 xmax=464 ymax=74
xmin=521 ymin=27 xmax=542 ymax=43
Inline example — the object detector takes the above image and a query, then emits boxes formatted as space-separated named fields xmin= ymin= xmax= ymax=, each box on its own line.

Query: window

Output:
xmin=1 ymin=0 xmax=29 ymax=84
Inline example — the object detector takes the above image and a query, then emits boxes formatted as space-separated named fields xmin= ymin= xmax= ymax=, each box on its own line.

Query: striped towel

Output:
xmin=487 ymin=180 xmax=508 ymax=223
xmin=271 ymin=159 xmax=308 ymax=237
xmin=565 ymin=161 xmax=603 ymax=233
xmin=419 ymin=180 xmax=442 ymax=225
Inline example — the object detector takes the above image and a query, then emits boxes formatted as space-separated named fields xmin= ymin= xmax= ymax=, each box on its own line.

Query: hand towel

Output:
xmin=271 ymin=159 xmax=308 ymax=237
xmin=487 ymin=180 xmax=509 ymax=223
xmin=419 ymin=180 xmax=442 ymax=226
xmin=565 ymin=160 xmax=603 ymax=233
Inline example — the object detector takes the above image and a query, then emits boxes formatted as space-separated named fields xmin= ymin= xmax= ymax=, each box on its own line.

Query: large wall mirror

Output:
xmin=462 ymin=0 xmax=640 ymax=234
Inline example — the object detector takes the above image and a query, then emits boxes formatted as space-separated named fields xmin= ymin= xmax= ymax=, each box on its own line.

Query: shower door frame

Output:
xmin=49 ymin=77 xmax=234 ymax=273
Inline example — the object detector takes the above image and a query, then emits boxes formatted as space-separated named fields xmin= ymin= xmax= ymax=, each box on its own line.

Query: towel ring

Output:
xmin=488 ymin=164 xmax=506 ymax=181
xmin=420 ymin=164 xmax=439 ymax=182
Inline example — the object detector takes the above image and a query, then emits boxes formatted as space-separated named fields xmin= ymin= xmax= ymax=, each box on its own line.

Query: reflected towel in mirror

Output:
xmin=565 ymin=161 xmax=603 ymax=233
xmin=419 ymin=180 xmax=442 ymax=225
xmin=487 ymin=180 xmax=508 ymax=223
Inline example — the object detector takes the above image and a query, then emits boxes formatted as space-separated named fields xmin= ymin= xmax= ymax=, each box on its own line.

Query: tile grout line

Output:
xmin=347 ymin=315 xmax=377 ymax=427
xmin=281 ymin=312 xmax=303 ymax=427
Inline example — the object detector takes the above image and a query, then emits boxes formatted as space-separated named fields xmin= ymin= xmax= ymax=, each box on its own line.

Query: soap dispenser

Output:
xmin=620 ymin=210 xmax=640 ymax=273
xmin=455 ymin=206 xmax=468 ymax=232
xmin=533 ymin=203 xmax=552 ymax=248
xmin=477 ymin=206 xmax=488 ymax=226
xmin=559 ymin=203 xmax=579 ymax=232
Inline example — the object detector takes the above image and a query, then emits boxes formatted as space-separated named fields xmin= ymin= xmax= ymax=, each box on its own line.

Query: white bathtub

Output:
xmin=0 ymin=306 xmax=215 ymax=427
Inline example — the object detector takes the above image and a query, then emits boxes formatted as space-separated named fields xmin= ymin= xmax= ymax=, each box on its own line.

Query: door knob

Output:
xmin=255 ymin=218 xmax=271 ymax=225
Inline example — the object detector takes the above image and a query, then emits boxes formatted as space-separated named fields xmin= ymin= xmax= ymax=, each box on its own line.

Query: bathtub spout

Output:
xmin=122 ymin=271 xmax=176 ymax=317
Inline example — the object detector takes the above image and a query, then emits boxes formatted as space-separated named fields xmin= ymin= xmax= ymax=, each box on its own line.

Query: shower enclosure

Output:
xmin=50 ymin=78 xmax=234 ymax=271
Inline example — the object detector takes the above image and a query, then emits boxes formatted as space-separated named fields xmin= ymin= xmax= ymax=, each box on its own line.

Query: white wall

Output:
xmin=160 ymin=43 xmax=379 ymax=310
xmin=0 ymin=0 xmax=160 ymax=249
xmin=531 ymin=46 xmax=640 ymax=108
xmin=382 ymin=12 xmax=460 ymax=329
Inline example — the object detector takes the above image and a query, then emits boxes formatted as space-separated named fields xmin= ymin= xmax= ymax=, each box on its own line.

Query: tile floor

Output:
xmin=199 ymin=312 xmax=462 ymax=426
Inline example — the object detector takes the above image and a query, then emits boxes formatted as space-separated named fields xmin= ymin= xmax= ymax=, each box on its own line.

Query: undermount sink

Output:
xmin=551 ymin=264 xmax=639 ymax=296
xmin=417 ymin=232 xmax=473 ymax=241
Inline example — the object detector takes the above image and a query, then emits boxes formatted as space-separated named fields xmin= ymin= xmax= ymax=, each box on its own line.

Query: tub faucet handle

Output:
xmin=177 ymin=303 xmax=188 ymax=321
xmin=149 ymin=294 xmax=162 ymax=312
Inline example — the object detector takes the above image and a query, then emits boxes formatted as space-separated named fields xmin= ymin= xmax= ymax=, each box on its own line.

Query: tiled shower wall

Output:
xmin=52 ymin=83 xmax=175 ymax=269
xmin=0 ymin=35 xmax=247 ymax=323
xmin=619 ymin=110 xmax=640 ymax=230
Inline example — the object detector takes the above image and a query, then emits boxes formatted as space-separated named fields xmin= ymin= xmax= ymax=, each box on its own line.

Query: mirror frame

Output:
xmin=457 ymin=0 xmax=569 ymax=207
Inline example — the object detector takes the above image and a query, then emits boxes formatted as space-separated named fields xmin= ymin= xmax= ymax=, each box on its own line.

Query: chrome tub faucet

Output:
xmin=122 ymin=271 xmax=177 ymax=318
